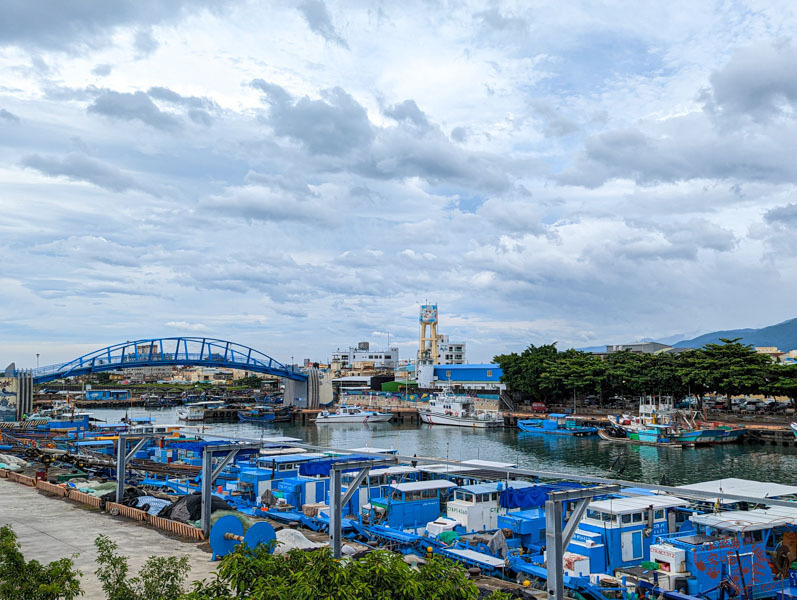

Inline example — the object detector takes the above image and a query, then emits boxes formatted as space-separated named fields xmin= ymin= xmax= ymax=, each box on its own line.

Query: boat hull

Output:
xmin=314 ymin=413 xmax=392 ymax=424
xmin=419 ymin=411 xmax=503 ymax=428
xmin=598 ymin=428 xmax=685 ymax=448
xmin=237 ymin=411 xmax=276 ymax=423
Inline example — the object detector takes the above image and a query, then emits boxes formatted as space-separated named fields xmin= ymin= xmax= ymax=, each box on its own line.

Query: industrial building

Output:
xmin=417 ymin=363 xmax=504 ymax=391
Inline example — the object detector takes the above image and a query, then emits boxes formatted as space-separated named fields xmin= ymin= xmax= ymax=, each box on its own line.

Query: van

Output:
xmin=531 ymin=402 xmax=546 ymax=413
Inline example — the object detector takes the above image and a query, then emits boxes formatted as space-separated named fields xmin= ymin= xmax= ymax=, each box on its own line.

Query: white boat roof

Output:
xmin=259 ymin=436 xmax=302 ymax=444
xmin=390 ymin=480 xmax=456 ymax=492
xmin=444 ymin=548 xmax=506 ymax=568
xmin=691 ymin=506 xmax=797 ymax=532
xmin=346 ymin=447 xmax=397 ymax=454
xmin=588 ymin=495 xmax=689 ymax=514
xmin=676 ymin=478 xmax=797 ymax=502
xmin=462 ymin=459 xmax=517 ymax=469
xmin=369 ymin=465 xmax=418 ymax=476
xmin=417 ymin=464 xmax=478 ymax=474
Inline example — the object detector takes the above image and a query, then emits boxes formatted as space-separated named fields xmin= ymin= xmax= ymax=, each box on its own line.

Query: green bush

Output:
xmin=95 ymin=535 xmax=190 ymax=600
xmin=0 ymin=525 xmax=82 ymax=600
xmin=181 ymin=546 xmax=511 ymax=600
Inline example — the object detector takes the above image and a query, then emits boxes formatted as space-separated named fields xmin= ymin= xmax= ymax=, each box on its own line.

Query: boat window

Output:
xmin=491 ymin=493 xmax=499 ymax=501
xmin=455 ymin=491 xmax=475 ymax=503
xmin=622 ymin=514 xmax=632 ymax=524
xmin=654 ymin=510 xmax=665 ymax=520
xmin=632 ymin=513 xmax=643 ymax=522
xmin=602 ymin=512 xmax=613 ymax=522
xmin=751 ymin=530 xmax=763 ymax=543
xmin=421 ymin=489 xmax=438 ymax=499
xmin=587 ymin=509 xmax=601 ymax=520
xmin=278 ymin=463 xmax=295 ymax=472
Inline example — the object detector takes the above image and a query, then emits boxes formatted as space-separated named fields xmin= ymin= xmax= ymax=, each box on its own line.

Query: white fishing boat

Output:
xmin=176 ymin=400 xmax=225 ymax=422
xmin=418 ymin=386 xmax=503 ymax=428
xmin=314 ymin=405 xmax=392 ymax=424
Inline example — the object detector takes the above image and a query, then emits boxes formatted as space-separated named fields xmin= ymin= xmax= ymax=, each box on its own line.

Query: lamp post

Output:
xmin=36 ymin=353 xmax=39 ymax=369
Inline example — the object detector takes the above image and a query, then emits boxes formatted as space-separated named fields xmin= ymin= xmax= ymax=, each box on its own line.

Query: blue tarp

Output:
xmin=298 ymin=455 xmax=380 ymax=477
xmin=167 ymin=441 xmax=257 ymax=457
xmin=499 ymin=482 xmax=584 ymax=509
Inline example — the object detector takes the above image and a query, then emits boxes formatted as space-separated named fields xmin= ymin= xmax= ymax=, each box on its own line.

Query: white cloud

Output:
xmin=2 ymin=2 xmax=797 ymax=367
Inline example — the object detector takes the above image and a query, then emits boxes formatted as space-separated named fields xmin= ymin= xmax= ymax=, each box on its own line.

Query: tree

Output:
xmin=0 ymin=526 xmax=82 ymax=600
xmin=95 ymin=535 xmax=189 ymax=600
xmin=238 ymin=376 xmax=264 ymax=388
xmin=700 ymin=338 xmax=771 ymax=408
xmin=768 ymin=363 xmax=797 ymax=408
xmin=181 ymin=546 xmax=511 ymax=600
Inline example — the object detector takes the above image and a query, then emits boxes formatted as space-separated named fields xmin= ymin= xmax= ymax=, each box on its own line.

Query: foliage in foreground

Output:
xmin=0 ymin=525 xmax=82 ymax=600
xmin=95 ymin=534 xmax=190 ymax=600
xmin=182 ymin=545 xmax=512 ymax=600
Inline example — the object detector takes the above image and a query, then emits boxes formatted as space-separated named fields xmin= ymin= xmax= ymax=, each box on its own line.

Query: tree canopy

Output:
xmin=494 ymin=339 xmax=790 ymax=404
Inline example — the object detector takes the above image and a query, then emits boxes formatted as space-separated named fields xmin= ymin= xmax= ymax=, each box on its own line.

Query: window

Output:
xmin=654 ymin=510 xmax=664 ymax=520
xmin=487 ymin=370 xmax=493 ymax=377
xmin=622 ymin=514 xmax=632 ymax=524
xmin=587 ymin=509 xmax=601 ymax=520
xmin=632 ymin=512 xmax=643 ymax=522
xmin=446 ymin=370 xmax=451 ymax=377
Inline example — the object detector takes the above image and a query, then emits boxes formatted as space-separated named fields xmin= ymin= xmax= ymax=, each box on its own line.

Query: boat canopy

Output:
xmin=691 ymin=506 xmax=797 ymax=532
xmin=457 ymin=481 xmax=534 ymax=495
xmin=390 ymin=480 xmax=456 ymax=493
xmin=588 ymin=495 xmax=689 ymax=515
xmin=676 ymin=478 xmax=797 ymax=502
xmin=548 ymin=413 xmax=569 ymax=418
xmin=462 ymin=459 xmax=517 ymax=469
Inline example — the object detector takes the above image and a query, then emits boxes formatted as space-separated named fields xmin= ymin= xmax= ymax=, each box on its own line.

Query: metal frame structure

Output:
xmin=29 ymin=337 xmax=307 ymax=384
xmin=200 ymin=443 xmax=262 ymax=537
xmin=116 ymin=433 xmax=163 ymax=502
xmin=328 ymin=458 xmax=398 ymax=558
xmin=545 ymin=485 xmax=620 ymax=600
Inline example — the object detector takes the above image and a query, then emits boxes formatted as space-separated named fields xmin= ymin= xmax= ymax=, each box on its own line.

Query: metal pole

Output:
xmin=330 ymin=468 xmax=342 ymax=558
xmin=201 ymin=449 xmax=213 ymax=538
xmin=545 ymin=498 xmax=564 ymax=600
xmin=116 ymin=434 xmax=127 ymax=503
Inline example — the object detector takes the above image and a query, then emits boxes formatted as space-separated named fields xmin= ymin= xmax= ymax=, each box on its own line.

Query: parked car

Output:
xmin=740 ymin=399 xmax=766 ymax=413
xmin=764 ymin=400 xmax=788 ymax=413
xmin=530 ymin=402 xmax=546 ymax=413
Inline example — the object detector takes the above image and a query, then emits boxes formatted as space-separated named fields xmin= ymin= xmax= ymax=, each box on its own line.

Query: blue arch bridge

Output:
xmin=30 ymin=337 xmax=308 ymax=385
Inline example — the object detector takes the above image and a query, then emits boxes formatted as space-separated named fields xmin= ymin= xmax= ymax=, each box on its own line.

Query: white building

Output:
xmin=437 ymin=335 xmax=466 ymax=365
xmin=331 ymin=341 xmax=398 ymax=369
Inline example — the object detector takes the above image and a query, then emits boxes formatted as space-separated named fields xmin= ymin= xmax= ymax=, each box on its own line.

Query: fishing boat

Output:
xmin=314 ymin=405 xmax=392 ymax=424
xmin=418 ymin=386 xmax=503 ymax=428
xmin=237 ymin=406 xmax=276 ymax=423
xmin=610 ymin=397 xmax=745 ymax=446
xmin=176 ymin=400 xmax=225 ymax=422
xmin=598 ymin=425 xmax=687 ymax=448
xmin=517 ymin=413 xmax=597 ymax=436
xmin=791 ymin=422 xmax=797 ymax=439
xmin=638 ymin=506 xmax=797 ymax=599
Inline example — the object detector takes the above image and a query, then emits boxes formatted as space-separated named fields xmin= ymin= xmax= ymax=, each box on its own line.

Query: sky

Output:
xmin=2 ymin=0 xmax=797 ymax=368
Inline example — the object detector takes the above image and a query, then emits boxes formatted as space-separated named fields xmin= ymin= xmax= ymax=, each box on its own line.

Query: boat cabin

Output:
xmin=446 ymin=480 xmax=535 ymax=531
xmin=340 ymin=465 xmax=420 ymax=515
xmin=648 ymin=506 xmax=797 ymax=598
xmin=364 ymin=480 xmax=456 ymax=532
xmin=567 ymin=494 xmax=690 ymax=576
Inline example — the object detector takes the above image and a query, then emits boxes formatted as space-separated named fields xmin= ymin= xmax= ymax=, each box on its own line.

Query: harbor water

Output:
xmin=92 ymin=407 xmax=797 ymax=486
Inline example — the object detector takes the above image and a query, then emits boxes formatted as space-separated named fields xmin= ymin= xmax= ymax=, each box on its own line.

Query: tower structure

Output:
xmin=418 ymin=304 xmax=439 ymax=365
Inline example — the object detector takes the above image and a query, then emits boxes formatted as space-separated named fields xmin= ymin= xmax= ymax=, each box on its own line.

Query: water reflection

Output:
xmin=91 ymin=407 xmax=797 ymax=485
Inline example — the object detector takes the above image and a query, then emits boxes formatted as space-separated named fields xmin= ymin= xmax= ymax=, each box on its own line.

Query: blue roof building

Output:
xmin=418 ymin=363 xmax=504 ymax=391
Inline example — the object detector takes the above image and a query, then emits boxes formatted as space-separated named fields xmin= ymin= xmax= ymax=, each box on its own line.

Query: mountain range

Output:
xmin=578 ymin=318 xmax=797 ymax=352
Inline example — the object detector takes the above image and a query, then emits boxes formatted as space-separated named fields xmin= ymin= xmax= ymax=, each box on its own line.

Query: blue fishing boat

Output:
xmin=517 ymin=413 xmax=598 ymax=436
xmin=237 ymin=407 xmax=276 ymax=423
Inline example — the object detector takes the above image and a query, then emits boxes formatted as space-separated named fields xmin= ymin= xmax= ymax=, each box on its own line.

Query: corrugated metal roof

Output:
xmin=691 ymin=506 xmax=797 ymax=532
xmin=588 ymin=495 xmax=689 ymax=514
xmin=677 ymin=478 xmax=797 ymax=501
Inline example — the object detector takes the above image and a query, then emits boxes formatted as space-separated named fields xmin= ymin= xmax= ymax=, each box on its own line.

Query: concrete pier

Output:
xmin=0 ymin=479 xmax=217 ymax=600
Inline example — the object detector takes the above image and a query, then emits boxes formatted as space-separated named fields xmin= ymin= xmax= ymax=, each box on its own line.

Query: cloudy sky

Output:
xmin=2 ymin=0 xmax=797 ymax=368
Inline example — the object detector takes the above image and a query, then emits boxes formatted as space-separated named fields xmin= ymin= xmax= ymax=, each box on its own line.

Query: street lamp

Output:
xmin=36 ymin=353 xmax=40 ymax=369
